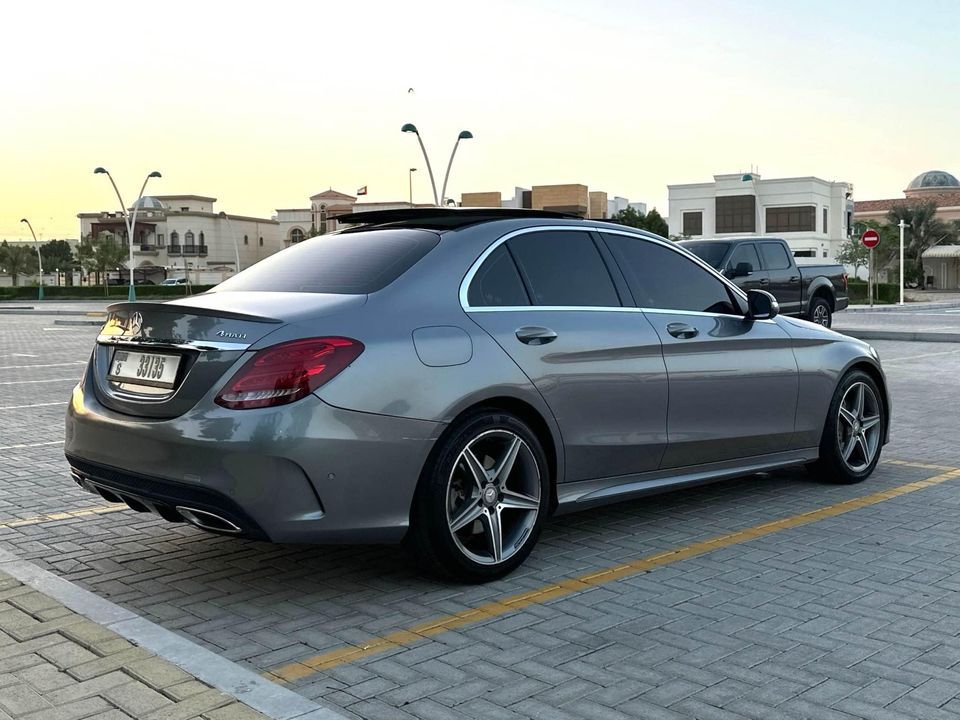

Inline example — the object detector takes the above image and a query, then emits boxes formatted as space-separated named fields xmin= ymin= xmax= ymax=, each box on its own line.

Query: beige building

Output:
xmin=276 ymin=190 xmax=434 ymax=243
xmin=854 ymin=170 xmax=960 ymax=290
xmin=77 ymin=195 xmax=281 ymax=283
xmin=461 ymin=184 xmax=642 ymax=219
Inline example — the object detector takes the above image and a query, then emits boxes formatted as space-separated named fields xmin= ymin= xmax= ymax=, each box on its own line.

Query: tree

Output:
xmin=886 ymin=201 xmax=956 ymax=285
xmin=0 ymin=241 xmax=38 ymax=286
xmin=835 ymin=238 xmax=870 ymax=279
xmin=40 ymin=240 xmax=75 ymax=274
xmin=77 ymin=234 xmax=127 ymax=294
xmin=611 ymin=206 xmax=669 ymax=238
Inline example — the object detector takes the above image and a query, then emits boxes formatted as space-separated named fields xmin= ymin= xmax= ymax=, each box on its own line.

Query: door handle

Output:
xmin=666 ymin=322 xmax=699 ymax=339
xmin=789 ymin=276 xmax=800 ymax=283
xmin=759 ymin=278 xmax=770 ymax=285
xmin=515 ymin=326 xmax=558 ymax=345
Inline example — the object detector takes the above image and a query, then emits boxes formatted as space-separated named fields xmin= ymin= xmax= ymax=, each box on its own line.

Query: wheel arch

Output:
xmin=809 ymin=282 xmax=836 ymax=311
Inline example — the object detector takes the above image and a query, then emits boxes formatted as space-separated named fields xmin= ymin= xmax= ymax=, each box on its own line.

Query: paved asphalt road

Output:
xmin=1 ymin=313 xmax=960 ymax=719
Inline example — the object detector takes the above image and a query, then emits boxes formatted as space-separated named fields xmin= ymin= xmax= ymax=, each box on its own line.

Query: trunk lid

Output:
xmin=92 ymin=292 xmax=365 ymax=418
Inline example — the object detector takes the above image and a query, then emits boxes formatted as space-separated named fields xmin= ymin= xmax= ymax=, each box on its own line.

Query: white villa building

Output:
xmin=77 ymin=195 xmax=281 ymax=283
xmin=668 ymin=174 xmax=855 ymax=262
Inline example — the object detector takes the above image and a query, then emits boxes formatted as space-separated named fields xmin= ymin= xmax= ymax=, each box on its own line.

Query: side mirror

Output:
xmin=747 ymin=289 xmax=779 ymax=320
xmin=728 ymin=262 xmax=753 ymax=278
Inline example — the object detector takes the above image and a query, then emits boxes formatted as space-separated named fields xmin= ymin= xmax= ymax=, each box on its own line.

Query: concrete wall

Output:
xmin=461 ymin=192 xmax=502 ymax=208
xmin=532 ymin=184 xmax=589 ymax=216
xmin=589 ymin=191 xmax=608 ymax=219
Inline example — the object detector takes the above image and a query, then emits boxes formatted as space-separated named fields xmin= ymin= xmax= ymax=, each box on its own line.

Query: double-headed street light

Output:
xmin=18 ymin=218 xmax=44 ymax=300
xmin=401 ymin=125 xmax=474 ymax=207
xmin=93 ymin=167 xmax=162 ymax=301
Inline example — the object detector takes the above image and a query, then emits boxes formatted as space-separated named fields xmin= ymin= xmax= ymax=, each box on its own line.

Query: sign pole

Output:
xmin=868 ymin=248 xmax=873 ymax=308
xmin=899 ymin=219 xmax=906 ymax=305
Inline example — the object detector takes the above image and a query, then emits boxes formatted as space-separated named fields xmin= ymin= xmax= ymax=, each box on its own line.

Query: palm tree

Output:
xmin=0 ymin=241 xmax=38 ymax=287
xmin=886 ymin=201 xmax=955 ymax=285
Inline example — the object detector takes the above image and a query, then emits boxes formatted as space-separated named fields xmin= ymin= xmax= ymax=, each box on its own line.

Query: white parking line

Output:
xmin=0 ymin=441 xmax=62 ymax=451
xmin=0 ymin=402 xmax=68 ymax=411
xmin=0 ymin=362 xmax=86 ymax=370
xmin=0 ymin=378 xmax=79 ymax=385
xmin=881 ymin=348 xmax=960 ymax=363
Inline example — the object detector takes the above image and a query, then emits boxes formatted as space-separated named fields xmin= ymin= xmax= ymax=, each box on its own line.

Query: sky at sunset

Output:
xmin=2 ymin=0 xmax=959 ymax=240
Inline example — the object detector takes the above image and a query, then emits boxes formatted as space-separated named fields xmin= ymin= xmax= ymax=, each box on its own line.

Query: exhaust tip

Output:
xmin=175 ymin=506 xmax=242 ymax=534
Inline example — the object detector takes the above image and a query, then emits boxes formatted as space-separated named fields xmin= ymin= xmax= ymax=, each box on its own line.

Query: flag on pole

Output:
xmin=357 ymin=186 xmax=368 ymax=196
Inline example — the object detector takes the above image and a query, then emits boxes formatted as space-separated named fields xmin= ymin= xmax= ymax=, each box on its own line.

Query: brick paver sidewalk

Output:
xmin=0 ymin=570 xmax=265 ymax=720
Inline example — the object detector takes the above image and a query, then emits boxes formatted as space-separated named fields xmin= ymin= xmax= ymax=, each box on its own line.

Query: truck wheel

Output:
xmin=808 ymin=297 xmax=832 ymax=327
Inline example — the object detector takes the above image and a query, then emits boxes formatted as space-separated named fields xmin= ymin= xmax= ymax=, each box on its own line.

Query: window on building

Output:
xmin=823 ymin=208 xmax=828 ymax=234
xmin=180 ymin=207 xmax=189 ymax=212
xmin=169 ymin=231 xmax=179 ymax=246
xmin=759 ymin=242 xmax=792 ymax=270
xmin=290 ymin=228 xmax=305 ymax=243
xmin=244 ymin=235 xmax=249 ymax=245
xmin=603 ymin=234 xmax=739 ymax=315
xmin=507 ymin=231 xmax=620 ymax=307
xmin=765 ymin=206 xmax=815 ymax=233
xmin=682 ymin=211 xmax=703 ymax=237
xmin=468 ymin=245 xmax=529 ymax=307
xmin=157 ymin=234 xmax=165 ymax=248
xmin=793 ymin=249 xmax=816 ymax=258
xmin=199 ymin=231 xmax=205 ymax=246
xmin=715 ymin=195 xmax=756 ymax=234
xmin=259 ymin=237 xmax=264 ymax=247
xmin=184 ymin=230 xmax=195 ymax=246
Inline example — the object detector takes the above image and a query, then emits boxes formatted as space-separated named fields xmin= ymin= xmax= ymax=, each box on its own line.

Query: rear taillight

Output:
xmin=843 ymin=273 xmax=848 ymax=291
xmin=215 ymin=337 xmax=363 ymax=410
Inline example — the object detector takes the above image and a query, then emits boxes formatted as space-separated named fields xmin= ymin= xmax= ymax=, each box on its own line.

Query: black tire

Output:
xmin=808 ymin=296 xmax=832 ymax=328
xmin=808 ymin=369 xmax=884 ymax=484
xmin=405 ymin=410 xmax=550 ymax=583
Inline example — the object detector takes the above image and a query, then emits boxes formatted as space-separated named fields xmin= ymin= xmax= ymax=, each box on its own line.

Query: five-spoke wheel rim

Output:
xmin=837 ymin=381 xmax=881 ymax=472
xmin=446 ymin=429 xmax=541 ymax=566
xmin=813 ymin=304 xmax=830 ymax=326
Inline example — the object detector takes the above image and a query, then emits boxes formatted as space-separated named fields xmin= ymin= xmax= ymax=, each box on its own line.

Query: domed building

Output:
xmin=853 ymin=170 xmax=960 ymax=289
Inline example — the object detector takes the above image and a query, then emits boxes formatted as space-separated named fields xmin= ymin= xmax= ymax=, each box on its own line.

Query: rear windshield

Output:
xmin=212 ymin=228 xmax=439 ymax=294
xmin=680 ymin=241 xmax=730 ymax=269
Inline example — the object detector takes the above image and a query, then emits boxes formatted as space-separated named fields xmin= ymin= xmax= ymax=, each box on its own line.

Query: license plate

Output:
xmin=107 ymin=350 xmax=181 ymax=389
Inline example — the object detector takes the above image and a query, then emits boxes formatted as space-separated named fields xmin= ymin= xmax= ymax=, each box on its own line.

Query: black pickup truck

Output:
xmin=678 ymin=237 xmax=849 ymax=327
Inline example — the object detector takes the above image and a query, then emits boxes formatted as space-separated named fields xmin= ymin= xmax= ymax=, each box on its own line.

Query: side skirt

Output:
xmin=554 ymin=448 xmax=820 ymax=514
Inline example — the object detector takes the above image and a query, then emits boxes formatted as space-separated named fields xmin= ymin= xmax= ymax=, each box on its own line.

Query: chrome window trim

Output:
xmin=459 ymin=224 xmax=750 ymax=314
xmin=97 ymin=335 xmax=251 ymax=352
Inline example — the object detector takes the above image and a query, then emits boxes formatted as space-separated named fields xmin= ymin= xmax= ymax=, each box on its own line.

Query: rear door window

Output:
xmin=507 ymin=231 xmax=620 ymax=307
xmin=213 ymin=228 xmax=439 ymax=294
xmin=759 ymin=242 xmax=792 ymax=271
xmin=467 ymin=246 xmax=530 ymax=307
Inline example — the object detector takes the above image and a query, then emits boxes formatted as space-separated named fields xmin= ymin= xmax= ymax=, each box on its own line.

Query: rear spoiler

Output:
xmin=106 ymin=302 xmax=283 ymax=325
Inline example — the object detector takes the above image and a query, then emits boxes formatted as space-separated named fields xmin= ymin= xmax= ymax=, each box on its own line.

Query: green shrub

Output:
xmin=847 ymin=280 xmax=898 ymax=304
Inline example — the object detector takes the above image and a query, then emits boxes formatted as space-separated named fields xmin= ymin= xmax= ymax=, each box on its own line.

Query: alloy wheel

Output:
xmin=812 ymin=304 xmax=830 ymax=326
xmin=446 ymin=429 xmax=541 ymax=566
xmin=837 ymin=381 xmax=882 ymax=472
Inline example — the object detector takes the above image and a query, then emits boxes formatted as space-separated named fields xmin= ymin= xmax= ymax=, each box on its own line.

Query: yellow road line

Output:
xmin=266 ymin=462 xmax=960 ymax=683
xmin=0 ymin=504 xmax=126 ymax=529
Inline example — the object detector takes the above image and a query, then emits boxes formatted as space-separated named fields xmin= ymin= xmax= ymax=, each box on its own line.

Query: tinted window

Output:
xmin=468 ymin=246 xmax=529 ymax=307
xmin=759 ymin=242 xmax=792 ymax=270
xmin=715 ymin=195 xmax=756 ymax=233
xmin=727 ymin=243 xmax=761 ymax=273
xmin=765 ymin=206 xmax=815 ymax=233
xmin=508 ymin=231 xmax=620 ymax=307
xmin=213 ymin=229 xmax=439 ymax=294
xmin=681 ymin=241 xmax=730 ymax=269
xmin=603 ymin=234 xmax=739 ymax=315
xmin=682 ymin=212 xmax=703 ymax=236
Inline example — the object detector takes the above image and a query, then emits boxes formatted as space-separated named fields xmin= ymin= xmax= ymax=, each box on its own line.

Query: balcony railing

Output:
xmin=168 ymin=245 xmax=182 ymax=255
xmin=181 ymin=245 xmax=208 ymax=256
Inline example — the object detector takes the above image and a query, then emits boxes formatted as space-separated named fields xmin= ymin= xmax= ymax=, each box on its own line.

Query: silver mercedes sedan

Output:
xmin=65 ymin=208 xmax=890 ymax=582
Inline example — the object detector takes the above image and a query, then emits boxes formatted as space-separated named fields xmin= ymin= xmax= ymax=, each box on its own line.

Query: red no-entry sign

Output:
xmin=861 ymin=229 xmax=880 ymax=249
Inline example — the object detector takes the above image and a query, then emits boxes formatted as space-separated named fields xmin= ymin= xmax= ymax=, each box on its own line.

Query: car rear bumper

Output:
xmin=64 ymin=375 xmax=445 ymax=544
xmin=836 ymin=296 xmax=849 ymax=312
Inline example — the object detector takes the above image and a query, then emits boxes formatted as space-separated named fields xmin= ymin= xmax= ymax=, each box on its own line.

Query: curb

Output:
xmin=845 ymin=302 xmax=960 ymax=313
xmin=838 ymin=328 xmax=960 ymax=344
xmin=52 ymin=319 xmax=105 ymax=326
xmin=0 ymin=549 xmax=346 ymax=720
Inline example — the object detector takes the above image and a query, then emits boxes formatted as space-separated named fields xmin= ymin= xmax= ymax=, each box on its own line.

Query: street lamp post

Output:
xmin=408 ymin=168 xmax=417 ymax=205
xmin=898 ymin=219 xmax=906 ymax=305
xmin=401 ymin=124 xmax=439 ymax=206
xmin=93 ymin=168 xmax=162 ymax=301
xmin=18 ymin=218 xmax=44 ymax=300
xmin=218 ymin=212 xmax=242 ymax=275
xmin=440 ymin=131 xmax=473 ymax=207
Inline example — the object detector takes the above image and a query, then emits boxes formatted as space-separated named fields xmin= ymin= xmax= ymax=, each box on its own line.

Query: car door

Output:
xmin=758 ymin=241 xmax=801 ymax=315
xmin=725 ymin=242 xmax=769 ymax=292
xmin=601 ymin=231 xmax=799 ymax=468
xmin=464 ymin=228 xmax=669 ymax=482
